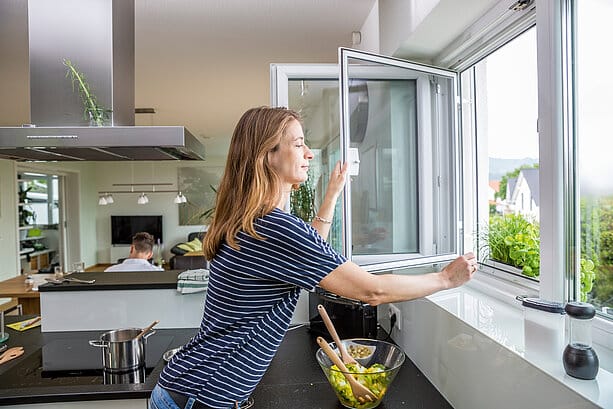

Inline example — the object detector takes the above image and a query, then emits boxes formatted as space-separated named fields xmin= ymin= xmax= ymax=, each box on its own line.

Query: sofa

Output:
xmin=169 ymin=231 xmax=209 ymax=270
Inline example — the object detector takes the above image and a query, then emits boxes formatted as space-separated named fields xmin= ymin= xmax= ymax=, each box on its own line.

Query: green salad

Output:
xmin=326 ymin=363 xmax=390 ymax=409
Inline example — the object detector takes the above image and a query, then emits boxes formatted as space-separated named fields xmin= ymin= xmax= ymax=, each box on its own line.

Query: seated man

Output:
xmin=104 ymin=232 xmax=164 ymax=272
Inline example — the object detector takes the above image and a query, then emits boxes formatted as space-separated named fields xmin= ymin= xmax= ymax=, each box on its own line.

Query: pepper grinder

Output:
xmin=563 ymin=301 xmax=599 ymax=380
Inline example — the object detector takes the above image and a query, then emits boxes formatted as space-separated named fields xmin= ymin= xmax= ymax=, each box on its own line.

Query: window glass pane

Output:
xmin=287 ymin=79 xmax=343 ymax=252
xmin=576 ymin=0 xmax=613 ymax=316
xmin=348 ymin=77 xmax=419 ymax=257
xmin=468 ymin=27 xmax=540 ymax=279
xmin=18 ymin=173 xmax=59 ymax=226
xmin=342 ymin=56 xmax=457 ymax=267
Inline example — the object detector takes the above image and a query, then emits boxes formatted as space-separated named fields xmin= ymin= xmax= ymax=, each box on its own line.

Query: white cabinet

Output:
xmin=19 ymin=236 xmax=55 ymax=273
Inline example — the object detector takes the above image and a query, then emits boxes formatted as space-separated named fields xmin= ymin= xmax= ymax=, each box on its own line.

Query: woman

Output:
xmin=150 ymin=107 xmax=476 ymax=409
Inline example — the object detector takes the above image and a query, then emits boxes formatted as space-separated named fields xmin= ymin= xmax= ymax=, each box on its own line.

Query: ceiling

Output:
xmin=0 ymin=0 xmax=500 ymax=161
xmin=133 ymin=0 xmax=377 ymax=159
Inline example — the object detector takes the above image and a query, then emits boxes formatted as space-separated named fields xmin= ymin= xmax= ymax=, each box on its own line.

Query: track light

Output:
xmin=99 ymin=186 xmax=187 ymax=205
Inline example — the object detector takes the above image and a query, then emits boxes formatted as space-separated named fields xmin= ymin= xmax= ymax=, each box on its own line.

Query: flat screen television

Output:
xmin=111 ymin=215 xmax=163 ymax=245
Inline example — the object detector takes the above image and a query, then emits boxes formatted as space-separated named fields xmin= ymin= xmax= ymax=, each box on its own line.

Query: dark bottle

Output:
xmin=563 ymin=302 xmax=599 ymax=380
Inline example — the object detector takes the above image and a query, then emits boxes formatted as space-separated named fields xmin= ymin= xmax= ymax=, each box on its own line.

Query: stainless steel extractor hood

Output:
xmin=0 ymin=126 xmax=205 ymax=161
xmin=0 ymin=0 xmax=205 ymax=162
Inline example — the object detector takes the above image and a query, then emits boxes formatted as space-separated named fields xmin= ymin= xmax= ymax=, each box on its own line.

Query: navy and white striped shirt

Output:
xmin=159 ymin=208 xmax=347 ymax=408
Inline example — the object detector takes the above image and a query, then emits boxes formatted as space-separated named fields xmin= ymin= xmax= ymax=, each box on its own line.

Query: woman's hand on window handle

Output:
xmin=324 ymin=161 xmax=349 ymax=203
xmin=441 ymin=252 xmax=478 ymax=289
xmin=312 ymin=161 xmax=348 ymax=239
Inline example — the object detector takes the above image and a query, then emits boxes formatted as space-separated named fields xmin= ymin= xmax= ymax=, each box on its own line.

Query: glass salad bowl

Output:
xmin=316 ymin=338 xmax=405 ymax=409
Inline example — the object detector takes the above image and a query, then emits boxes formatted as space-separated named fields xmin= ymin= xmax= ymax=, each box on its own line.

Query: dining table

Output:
xmin=0 ymin=274 xmax=54 ymax=315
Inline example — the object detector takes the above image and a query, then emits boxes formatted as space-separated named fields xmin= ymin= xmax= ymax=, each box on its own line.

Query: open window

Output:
xmin=272 ymin=48 xmax=462 ymax=273
xmin=338 ymin=49 xmax=460 ymax=271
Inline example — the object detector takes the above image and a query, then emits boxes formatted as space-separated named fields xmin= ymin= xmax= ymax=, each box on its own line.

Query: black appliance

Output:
xmin=308 ymin=287 xmax=378 ymax=339
xmin=0 ymin=334 xmax=173 ymax=389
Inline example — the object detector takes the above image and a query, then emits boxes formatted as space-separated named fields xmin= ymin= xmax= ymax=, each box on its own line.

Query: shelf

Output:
xmin=19 ymin=249 xmax=54 ymax=260
xmin=20 ymin=235 xmax=46 ymax=242
xmin=18 ymin=225 xmax=34 ymax=230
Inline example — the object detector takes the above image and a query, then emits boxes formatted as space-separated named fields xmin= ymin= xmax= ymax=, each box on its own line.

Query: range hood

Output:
xmin=0 ymin=0 xmax=205 ymax=162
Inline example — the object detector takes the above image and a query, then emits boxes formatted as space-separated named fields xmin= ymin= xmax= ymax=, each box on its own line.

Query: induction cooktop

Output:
xmin=0 ymin=334 xmax=174 ymax=388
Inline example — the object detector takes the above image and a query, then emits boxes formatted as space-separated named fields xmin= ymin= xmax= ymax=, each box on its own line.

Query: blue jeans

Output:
xmin=149 ymin=384 xmax=198 ymax=409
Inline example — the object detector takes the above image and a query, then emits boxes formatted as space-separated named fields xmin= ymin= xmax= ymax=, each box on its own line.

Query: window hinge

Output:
xmin=436 ymin=83 xmax=442 ymax=94
xmin=510 ymin=0 xmax=533 ymax=12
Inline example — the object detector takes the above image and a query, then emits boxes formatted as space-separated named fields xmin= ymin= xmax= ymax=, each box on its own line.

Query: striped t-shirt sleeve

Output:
xmin=236 ymin=209 xmax=347 ymax=291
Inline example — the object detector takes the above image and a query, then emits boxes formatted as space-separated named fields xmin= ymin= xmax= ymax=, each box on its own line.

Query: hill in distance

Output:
xmin=489 ymin=157 xmax=538 ymax=180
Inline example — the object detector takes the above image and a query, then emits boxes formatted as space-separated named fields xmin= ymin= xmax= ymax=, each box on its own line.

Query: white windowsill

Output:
xmin=426 ymin=271 xmax=613 ymax=408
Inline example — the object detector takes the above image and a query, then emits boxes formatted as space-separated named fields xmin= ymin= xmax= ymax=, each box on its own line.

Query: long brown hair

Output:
xmin=203 ymin=106 xmax=301 ymax=260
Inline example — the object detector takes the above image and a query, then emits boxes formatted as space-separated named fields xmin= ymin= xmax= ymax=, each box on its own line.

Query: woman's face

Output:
xmin=268 ymin=119 xmax=314 ymax=190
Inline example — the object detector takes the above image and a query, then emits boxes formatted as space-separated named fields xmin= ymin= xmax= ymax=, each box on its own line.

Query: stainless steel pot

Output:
xmin=103 ymin=366 xmax=146 ymax=385
xmin=89 ymin=328 xmax=156 ymax=372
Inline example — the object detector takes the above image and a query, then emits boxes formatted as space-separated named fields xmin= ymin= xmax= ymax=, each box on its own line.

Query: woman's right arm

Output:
xmin=318 ymin=253 xmax=477 ymax=306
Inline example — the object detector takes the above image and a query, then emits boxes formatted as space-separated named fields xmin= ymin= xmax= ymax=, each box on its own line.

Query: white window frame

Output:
xmin=272 ymin=61 xmax=463 ymax=272
xmin=437 ymin=0 xmax=613 ymax=344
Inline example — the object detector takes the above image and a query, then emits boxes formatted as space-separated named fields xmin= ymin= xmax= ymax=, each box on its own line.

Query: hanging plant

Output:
xmin=63 ymin=58 xmax=112 ymax=126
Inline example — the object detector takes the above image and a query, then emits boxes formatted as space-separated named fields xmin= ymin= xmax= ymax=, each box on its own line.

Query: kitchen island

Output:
xmin=0 ymin=316 xmax=452 ymax=408
xmin=38 ymin=271 xmax=206 ymax=331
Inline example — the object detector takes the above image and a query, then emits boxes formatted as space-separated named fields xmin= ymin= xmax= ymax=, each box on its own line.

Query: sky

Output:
xmin=481 ymin=27 xmax=539 ymax=160
xmin=576 ymin=0 xmax=613 ymax=196
xmin=479 ymin=0 xmax=612 ymax=196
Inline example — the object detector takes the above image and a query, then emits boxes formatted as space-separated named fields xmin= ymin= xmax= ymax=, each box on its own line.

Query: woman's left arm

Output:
xmin=311 ymin=161 xmax=348 ymax=240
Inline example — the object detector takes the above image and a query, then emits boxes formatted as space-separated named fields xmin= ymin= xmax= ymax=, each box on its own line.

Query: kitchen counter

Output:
xmin=37 ymin=271 xmax=184 ymax=292
xmin=38 ymin=271 xmax=206 ymax=331
xmin=0 ymin=317 xmax=452 ymax=408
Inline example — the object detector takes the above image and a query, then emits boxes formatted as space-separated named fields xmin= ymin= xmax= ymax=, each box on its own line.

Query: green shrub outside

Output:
xmin=487 ymin=213 xmax=540 ymax=278
xmin=485 ymin=202 xmax=607 ymax=303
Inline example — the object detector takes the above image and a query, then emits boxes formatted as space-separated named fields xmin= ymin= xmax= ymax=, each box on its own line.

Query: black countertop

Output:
xmin=0 ymin=317 xmax=452 ymax=408
xmin=37 ymin=271 xmax=184 ymax=292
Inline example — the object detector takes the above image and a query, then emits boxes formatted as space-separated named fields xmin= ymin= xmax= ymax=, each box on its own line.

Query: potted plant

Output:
xmin=18 ymin=186 xmax=36 ymax=228
xmin=63 ymin=59 xmax=112 ymax=126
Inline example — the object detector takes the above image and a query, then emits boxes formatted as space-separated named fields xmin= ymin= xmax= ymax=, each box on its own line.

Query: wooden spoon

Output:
xmin=317 ymin=336 xmax=376 ymax=404
xmin=317 ymin=304 xmax=359 ymax=366
xmin=0 ymin=346 xmax=24 ymax=365
xmin=134 ymin=320 xmax=159 ymax=340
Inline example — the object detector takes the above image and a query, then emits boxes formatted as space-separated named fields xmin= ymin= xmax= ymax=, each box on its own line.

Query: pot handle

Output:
xmin=142 ymin=330 xmax=156 ymax=340
xmin=89 ymin=340 xmax=109 ymax=348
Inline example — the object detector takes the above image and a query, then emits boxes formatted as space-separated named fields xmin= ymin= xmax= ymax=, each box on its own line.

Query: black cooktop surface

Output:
xmin=0 ymin=333 xmax=174 ymax=388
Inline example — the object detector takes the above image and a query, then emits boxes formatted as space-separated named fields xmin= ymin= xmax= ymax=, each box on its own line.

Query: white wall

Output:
xmin=378 ymin=0 xmax=440 ymax=55
xmin=1 ymin=159 xmax=224 ymax=273
xmin=18 ymin=162 xmax=99 ymax=269
xmin=11 ymin=160 xmax=223 ymax=268
xmin=93 ymin=160 xmax=224 ymax=264
xmin=0 ymin=159 xmax=19 ymax=279
xmin=356 ymin=0 xmax=380 ymax=53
